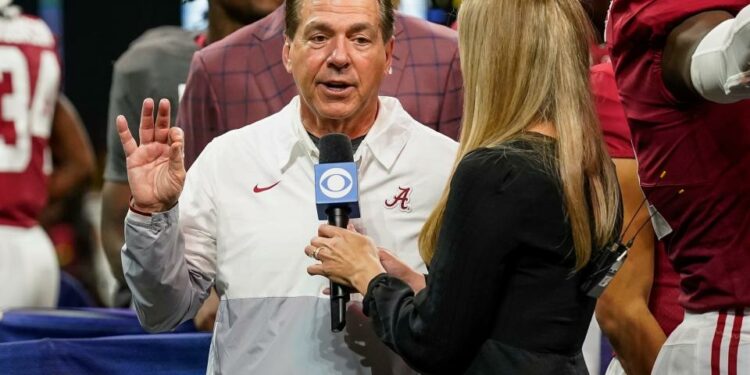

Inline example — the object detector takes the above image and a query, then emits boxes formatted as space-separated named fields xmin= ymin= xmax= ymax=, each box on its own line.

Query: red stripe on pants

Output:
xmin=728 ymin=310 xmax=744 ymax=375
xmin=713 ymin=310 xmax=728 ymax=375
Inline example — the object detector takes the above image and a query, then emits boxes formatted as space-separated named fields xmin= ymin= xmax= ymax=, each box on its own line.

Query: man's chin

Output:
xmin=312 ymin=103 xmax=359 ymax=121
xmin=317 ymin=110 xmax=357 ymax=121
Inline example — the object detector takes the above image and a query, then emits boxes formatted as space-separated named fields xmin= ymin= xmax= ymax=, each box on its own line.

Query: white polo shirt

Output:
xmin=123 ymin=96 xmax=458 ymax=374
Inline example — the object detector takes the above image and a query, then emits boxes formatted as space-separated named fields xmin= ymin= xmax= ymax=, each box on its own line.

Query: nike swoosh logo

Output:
xmin=253 ymin=181 xmax=281 ymax=193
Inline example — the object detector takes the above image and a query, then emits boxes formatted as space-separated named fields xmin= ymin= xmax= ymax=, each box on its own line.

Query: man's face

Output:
xmin=283 ymin=0 xmax=394 ymax=122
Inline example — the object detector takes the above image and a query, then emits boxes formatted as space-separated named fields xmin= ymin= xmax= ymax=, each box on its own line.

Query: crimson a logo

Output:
xmin=385 ymin=187 xmax=411 ymax=212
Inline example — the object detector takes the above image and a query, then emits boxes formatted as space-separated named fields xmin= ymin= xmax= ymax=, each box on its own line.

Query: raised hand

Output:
xmin=117 ymin=98 xmax=185 ymax=214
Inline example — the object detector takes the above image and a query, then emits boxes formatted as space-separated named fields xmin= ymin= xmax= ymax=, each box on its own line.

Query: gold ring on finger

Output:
xmin=313 ymin=246 xmax=324 ymax=260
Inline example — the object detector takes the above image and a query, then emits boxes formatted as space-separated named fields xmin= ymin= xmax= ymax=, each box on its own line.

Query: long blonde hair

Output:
xmin=419 ymin=0 xmax=620 ymax=270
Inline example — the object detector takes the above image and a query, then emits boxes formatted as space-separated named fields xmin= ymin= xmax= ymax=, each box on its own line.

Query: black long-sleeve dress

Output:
xmin=363 ymin=135 xmax=598 ymax=374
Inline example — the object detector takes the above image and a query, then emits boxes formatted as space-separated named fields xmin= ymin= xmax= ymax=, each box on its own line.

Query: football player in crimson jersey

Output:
xmin=608 ymin=1 xmax=750 ymax=374
xmin=0 ymin=2 xmax=95 ymax=310
xmin=592 ymin=61 xmax=684 ymax=375
xmin=579 ymin=2 xmax=685 ymax=375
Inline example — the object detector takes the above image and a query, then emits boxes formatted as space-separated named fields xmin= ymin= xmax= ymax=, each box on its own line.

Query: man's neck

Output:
xmin=301 ymin=100 xmax=380 ymax=140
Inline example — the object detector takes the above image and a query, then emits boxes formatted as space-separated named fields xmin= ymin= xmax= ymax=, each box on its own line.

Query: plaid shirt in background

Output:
xmin=177 ymin=6 xmax=463 ymax=168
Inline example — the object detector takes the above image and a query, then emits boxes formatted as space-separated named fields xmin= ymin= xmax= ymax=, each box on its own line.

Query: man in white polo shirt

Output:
xmin=116 ymin=0 xmax=457 ymax=373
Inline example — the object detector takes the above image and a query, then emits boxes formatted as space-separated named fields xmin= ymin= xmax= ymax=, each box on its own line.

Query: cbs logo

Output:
xmin=319 ymin=168 xmax=354 ymax=199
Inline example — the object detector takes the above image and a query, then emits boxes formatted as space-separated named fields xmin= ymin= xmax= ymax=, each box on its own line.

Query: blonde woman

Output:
xmin=305 ymin=0 xmax=621 ymax=373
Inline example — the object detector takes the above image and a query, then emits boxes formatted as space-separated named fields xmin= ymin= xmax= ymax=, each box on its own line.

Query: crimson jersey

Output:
xmin=0 ymin=15 xmax=60 ymax=228
xmin=591 ymin=62 xmax=634 ymax=159
xmin=648 ymin=238 xmax=683 ymax=336
xmin=592 ymin=62 xmax=684 ymax=335
xmin=608 ymin=1 xmax=750 ymax=311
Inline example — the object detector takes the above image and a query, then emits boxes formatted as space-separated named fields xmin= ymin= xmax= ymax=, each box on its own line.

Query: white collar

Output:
xmin=274 ymin=96 xmax=412 ymax=172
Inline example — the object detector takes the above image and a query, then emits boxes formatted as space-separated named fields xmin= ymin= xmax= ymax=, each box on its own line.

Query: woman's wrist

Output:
xmin=403 ymin=271 xmax=427 ymax=293
xmin=352 ymin=266 xmax=386 ymax=295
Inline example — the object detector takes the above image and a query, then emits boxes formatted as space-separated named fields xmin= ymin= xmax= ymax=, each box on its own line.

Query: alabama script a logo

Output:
xmin=385 ymin=187 xmax=411 ymax=212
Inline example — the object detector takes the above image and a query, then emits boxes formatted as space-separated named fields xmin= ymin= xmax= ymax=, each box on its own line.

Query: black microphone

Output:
xmin=314 ymin=133 xmax=361 ymax=332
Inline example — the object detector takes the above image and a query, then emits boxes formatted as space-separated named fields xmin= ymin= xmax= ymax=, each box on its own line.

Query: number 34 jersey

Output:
xmin=0 ymin=14 xmax=60 ymax=228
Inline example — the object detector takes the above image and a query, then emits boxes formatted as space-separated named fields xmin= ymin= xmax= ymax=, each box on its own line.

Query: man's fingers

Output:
xmin=168 ymin=126 xmax=184 ymax=146
xmin=168 ymin=127 xmax=184 ymax=172
xmin=116 ymin=115 xmax=138 ymax=157
xmin=139 ymin=98 xmax=155 ymax=145
xmin=154 ymin=98 xmax=171 ymax=143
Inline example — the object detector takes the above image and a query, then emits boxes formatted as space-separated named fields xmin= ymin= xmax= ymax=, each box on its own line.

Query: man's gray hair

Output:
xmin=284 ymin=0 xmax=395 ymax=43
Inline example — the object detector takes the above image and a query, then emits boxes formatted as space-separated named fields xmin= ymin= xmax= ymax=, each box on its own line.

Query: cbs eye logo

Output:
xmin=319 ymin=168 xmax=354 ymax=199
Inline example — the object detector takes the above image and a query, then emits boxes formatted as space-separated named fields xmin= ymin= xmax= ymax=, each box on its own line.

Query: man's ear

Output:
xmin=384 ymin=36 xmax=395 ymax=74
xmin=282 ymin=36 xmax=293 ymax=73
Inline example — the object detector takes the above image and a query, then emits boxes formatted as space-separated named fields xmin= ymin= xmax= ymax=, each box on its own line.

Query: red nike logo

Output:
xmin=253 ymin=181 xmax=281 ymax=193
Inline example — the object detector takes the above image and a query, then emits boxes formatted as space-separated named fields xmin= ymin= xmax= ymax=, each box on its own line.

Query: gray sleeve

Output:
xmin=122 ymin=205 xmax=213 ymax=332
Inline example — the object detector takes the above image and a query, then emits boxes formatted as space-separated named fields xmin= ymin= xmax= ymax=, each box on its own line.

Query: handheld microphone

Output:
xmin=314 ymin=133 xmax=361 ymax=332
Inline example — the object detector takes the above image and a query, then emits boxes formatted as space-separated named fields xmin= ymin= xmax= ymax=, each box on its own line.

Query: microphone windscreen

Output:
xmin=319 ymin=133 xmax=354 ymax=163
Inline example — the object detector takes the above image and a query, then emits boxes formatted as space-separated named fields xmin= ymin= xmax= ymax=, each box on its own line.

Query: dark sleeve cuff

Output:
xmin=362 ymin=273 xmax=412 ymax=317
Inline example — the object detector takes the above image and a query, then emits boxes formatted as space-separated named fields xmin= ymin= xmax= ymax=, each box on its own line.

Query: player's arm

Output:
xmin=662 ymin=6 xmax=750 ymax=103
xmin=595 ymin=158 xmax=665 ymax=375
xmin=46 ymin=94 xmax=96 ymax=202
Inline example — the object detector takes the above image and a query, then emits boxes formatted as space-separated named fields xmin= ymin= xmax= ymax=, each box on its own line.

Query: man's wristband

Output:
xmin=128 ymin=198 xmax=178 ymax=217
xmin=128 ymin=198 xmax=153 ymax=217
